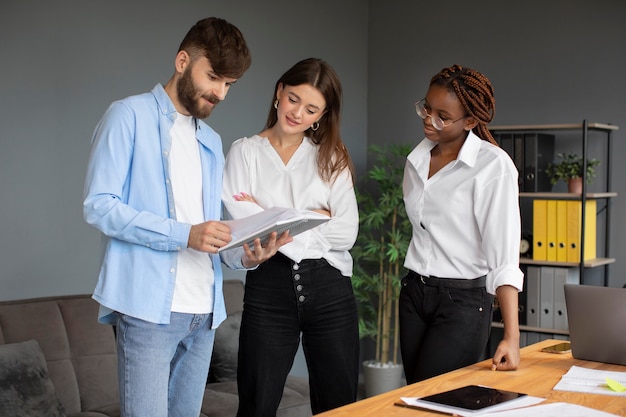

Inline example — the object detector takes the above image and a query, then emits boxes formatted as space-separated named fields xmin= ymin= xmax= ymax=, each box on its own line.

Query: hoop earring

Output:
xmin=274 ymin=99 xmax=279 ymax=109
xmin=311 ymin=121 xmax=320 ymax=131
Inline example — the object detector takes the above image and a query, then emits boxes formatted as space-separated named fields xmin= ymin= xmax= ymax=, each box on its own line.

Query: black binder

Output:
xmin=523 ymin=133 xmax=555 ymax=192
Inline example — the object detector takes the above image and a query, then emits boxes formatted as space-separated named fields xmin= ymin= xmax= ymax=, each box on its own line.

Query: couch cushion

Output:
xmin=209 ymin=310 xmax=241 ymax=382
xmin=223 ymin=280 xmax=244 ymax=315
xmin=201 ymin=376 xmax=311 ymax=417
xmin=0 ymin=339 xmax=66 ymax=417
xmin=202 ymin=381 xmax=239 ymax=417
xmin=209 ymin=279 xmax=244 ymax=382
xmin=0 ymin=295 xmax=119 ymax=416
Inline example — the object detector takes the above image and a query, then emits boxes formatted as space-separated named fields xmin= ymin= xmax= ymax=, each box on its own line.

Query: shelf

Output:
xmin=520 ymin=257 xmax=616 ymax=268
xmin=519 ymin=192 xmax=617 ymax=199
xmin=491 ymin=321 xmax=569 ymax=336
xmin=491 ymin=121 xmax=616 ymax=341
xmin=490 ymin=123 xmax=619 ymax=132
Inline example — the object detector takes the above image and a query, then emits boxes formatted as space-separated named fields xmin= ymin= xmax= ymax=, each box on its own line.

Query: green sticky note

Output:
xmin=606 ymin=378 xmax=626 ymax=392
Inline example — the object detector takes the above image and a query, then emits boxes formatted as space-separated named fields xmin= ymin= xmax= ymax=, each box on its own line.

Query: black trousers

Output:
xmin=399 ymin=271 xmax=494 ymax=384
xmin=236 ymin=253 xmax=359 ymax=417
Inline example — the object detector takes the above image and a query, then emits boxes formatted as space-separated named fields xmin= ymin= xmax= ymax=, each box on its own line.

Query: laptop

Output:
xmin=564 ymin=284 xmax=626 ymax=366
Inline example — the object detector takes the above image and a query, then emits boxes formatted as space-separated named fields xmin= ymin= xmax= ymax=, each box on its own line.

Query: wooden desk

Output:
xmin=317 ymin=339 xmax=626 ymax=416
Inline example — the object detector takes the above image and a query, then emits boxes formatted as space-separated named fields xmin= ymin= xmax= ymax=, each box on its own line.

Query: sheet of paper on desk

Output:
xmin=399 ymin=394 xmax=543 ymax=416
xmin=554 ymin=365 xmax=626 ymax=397
xmin=476 ymin=402 xmax=619 ymax=417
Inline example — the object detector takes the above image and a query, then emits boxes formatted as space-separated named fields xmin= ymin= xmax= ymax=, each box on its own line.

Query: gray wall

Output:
xmin=0 ymin=0 xmax=368 ymax=300
xmin=368 ymin=0 xmax=626 ymax=288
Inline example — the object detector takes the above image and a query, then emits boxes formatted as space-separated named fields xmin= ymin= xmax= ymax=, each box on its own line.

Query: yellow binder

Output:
xmin=566 ymin=200 xmax=597 ymax=263
xmin=556 ymin=200 xmax=568 ymax=262
xmin=533 ymin=200 xmax=547 ymax=261
xmin=546 ymin=200 xmax=558 ymax=261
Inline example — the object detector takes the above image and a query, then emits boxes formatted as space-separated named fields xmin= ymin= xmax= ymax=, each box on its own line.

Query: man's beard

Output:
xmin=177 ymin=67 xmax=220 ymax=119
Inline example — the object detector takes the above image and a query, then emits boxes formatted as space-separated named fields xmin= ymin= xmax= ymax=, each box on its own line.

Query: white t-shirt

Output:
xmin=169 ymin=113 xmax=214 ymax=313
xmin=222 ymin=135 xmax=358 ymax=277
xmin=403 ymin=130 xmax=524 ymax=295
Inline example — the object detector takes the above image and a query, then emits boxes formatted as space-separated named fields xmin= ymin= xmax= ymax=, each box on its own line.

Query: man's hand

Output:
xmin=241 ymin=231 xmax=293 ymax=268
xmin=188 ymin=221 xmax=233 ymax=254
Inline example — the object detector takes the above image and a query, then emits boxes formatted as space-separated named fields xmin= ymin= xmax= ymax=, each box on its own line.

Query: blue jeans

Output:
xmin=115 ymin=312 xmax=215 ymax=417
xmin=237 ymin=253 xmax=359 ymax=417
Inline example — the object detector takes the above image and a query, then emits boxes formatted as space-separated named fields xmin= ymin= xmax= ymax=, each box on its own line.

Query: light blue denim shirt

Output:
xmin=83 ymin=84 xmax=242 ymax=327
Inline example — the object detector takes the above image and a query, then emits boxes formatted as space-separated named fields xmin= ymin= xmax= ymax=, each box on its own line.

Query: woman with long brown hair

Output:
xmin=222 ymin=58 xmax=359 ymax=416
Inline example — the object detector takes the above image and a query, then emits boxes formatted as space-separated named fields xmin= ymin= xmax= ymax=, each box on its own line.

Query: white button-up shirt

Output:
xmin=222 ymin=135 xmax=359 ymax=277
xmin=403 ymin=130 xmax=523 ymax=295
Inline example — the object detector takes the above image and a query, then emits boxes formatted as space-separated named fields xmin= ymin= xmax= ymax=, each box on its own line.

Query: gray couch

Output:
xmin=0 ymin=280 xmax=312 ymax=417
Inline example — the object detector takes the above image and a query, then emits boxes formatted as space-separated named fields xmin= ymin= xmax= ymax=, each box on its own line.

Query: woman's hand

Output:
xmin=491 ymin=285 xmax=521 ymax=371
xmin=491 ymin=337 xmax=521 ymax=371
xmin=241 ymin=231 xmax=293 ymax=268
xmin=233 ymin=192 xmax=256 ymax=203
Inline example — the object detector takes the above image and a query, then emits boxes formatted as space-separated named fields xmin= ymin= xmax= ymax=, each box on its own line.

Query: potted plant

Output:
xmin=545 ymin=152 xmax=600 ymax=193
xmin=351 ymin=143 xmax=412 ymax=397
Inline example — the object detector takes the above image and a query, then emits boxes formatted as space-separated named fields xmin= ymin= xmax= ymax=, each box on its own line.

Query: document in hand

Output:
xmin=397 ymin=385 xmax=544 ymax=416
xmin=219 ymin=207 xmax=330 ymax=252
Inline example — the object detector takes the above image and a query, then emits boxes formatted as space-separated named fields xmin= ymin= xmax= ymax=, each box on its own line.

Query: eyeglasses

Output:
xmin=415 ymin=99 xmax=465 ymax=130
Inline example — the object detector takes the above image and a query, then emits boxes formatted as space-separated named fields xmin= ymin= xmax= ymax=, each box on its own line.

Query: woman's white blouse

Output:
xmin=222 ymin=135 xmax=359 ymax=277
xmin=403 ymin=130 xmax=524 ymax=295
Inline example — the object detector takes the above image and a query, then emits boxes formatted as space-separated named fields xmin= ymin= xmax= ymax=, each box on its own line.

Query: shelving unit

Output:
xmin=518 ymin=191 xmax=617 ymax=270
xmin=488 ymin=121 xmax=618 ymax=342
xmin=491 ymin=121 xmax=618 ymax=283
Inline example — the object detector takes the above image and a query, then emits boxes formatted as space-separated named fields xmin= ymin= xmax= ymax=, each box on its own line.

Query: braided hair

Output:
xmin=430 ymin=65 xmax=497 ymax=145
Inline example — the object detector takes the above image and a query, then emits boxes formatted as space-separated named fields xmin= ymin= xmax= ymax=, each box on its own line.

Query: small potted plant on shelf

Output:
xmin=351 ymin=143 xmax=412 ymax=398
xmin=545 ymin=152 xmax=600 ymax=194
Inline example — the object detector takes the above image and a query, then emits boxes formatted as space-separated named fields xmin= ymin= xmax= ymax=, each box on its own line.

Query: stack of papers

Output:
xmin=553 ymin=365 xmax=626 ymax=397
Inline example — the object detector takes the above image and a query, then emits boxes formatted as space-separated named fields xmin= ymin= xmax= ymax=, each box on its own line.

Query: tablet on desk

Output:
xmin=418 ymin=385 xmax=526 ymax=410
xmin=395 ymin=385 xmax=533 ymax=415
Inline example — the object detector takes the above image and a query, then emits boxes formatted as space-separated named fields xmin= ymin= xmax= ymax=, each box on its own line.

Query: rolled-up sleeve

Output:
xmin=475 ymin=168 xmax=524 ymax=295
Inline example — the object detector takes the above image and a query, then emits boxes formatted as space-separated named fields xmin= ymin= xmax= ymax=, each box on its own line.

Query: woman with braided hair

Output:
xmin=399 ymin=64 xmax=523 ymax=383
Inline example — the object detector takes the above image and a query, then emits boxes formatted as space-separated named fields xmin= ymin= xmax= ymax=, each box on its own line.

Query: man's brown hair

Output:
xmin=178 ymin=17 xmax=251 ymax=79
